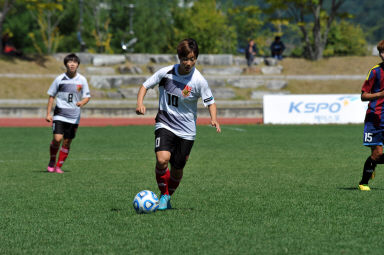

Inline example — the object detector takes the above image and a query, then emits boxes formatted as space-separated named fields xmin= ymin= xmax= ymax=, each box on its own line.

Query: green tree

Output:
xmin=128 ymin=0 xmax=177 ymax=54
xmin=267 ymin=0 xmax=346 ymax=60
xmin=172 ymin=0 xmax=237 ymax=54
xmin=227 ymin=5 xmax=264 ymax=53
xmin=26 ymin=0 xmax=73 ymax=54
xmin=324 ymin=20 xmax=367 ymax=57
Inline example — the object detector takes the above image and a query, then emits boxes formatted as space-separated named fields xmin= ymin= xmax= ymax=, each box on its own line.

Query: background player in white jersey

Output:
xmin=45 ymin=53 xmax=91 ymax=173
xmin=136 ymin=38 xmax=221 ymax=210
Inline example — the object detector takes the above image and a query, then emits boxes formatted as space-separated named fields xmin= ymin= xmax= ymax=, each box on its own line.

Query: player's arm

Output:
xmin=76 ymin=97 xmax=90 ymax=107
xmin=208 ymin=103 xmax=221 ymax=133
xmin=46 ymin=96 xmax=55 ymax=122
xmin=361 ymin=91 xmax=384 ymax=101
xmin=136 ymin=85 xmax=147 ymax=115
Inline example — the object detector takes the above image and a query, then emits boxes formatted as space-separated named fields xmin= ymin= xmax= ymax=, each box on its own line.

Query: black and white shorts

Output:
xmin=52 ymin=120 xmax=79 ymax=139
xmin=154 ymin=128 xmax=194 ymax=169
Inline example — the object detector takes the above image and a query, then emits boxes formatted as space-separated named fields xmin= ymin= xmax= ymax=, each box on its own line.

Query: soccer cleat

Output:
xmin=47 ymin=166 xmax=55 ymax=173
xmin=158 ymin=194 xmax=171 ymax=210
xmin=358 ymin=184 xmax=371 ymax=191
xmin=55 ymin=166 xmax=64 ymax=174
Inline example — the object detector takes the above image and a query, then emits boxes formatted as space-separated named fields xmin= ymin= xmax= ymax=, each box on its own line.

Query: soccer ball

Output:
xmin=133 ymin=190 xmax=159 ymax=214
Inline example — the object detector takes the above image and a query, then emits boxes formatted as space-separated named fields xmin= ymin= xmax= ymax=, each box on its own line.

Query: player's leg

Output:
xmin=55 ymin=123 xmax=77 ymax=173
xmin=360 ymin=146 xmax=381 ymax=186
xmin=154 ymin=128 xmax=174 ymax=195
xmin=156 ymin=150 xmax=172 ymax=210
xmin=360 ymin=125 xmax=383 ymax=190
xmin=156 ymin=150 xmax=171 ymax=195
xmin=47 ymin=121 xmax=64 ymax=172
xmin=154 ymin=128 xmax=178 ymax=210
xmin=168 ymin=138 xmax=194 ymax=196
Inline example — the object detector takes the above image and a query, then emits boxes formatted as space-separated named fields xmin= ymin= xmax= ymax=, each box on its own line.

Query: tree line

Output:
xmin=1 ymin=0 xmax=371 ymax=60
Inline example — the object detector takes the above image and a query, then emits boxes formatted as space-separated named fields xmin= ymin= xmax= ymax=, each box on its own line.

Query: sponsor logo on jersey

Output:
xmin=76 ymin=84 xmax=82 ymax=92
xmin=203 ymin=96 xmax=213 ymax=103
xmin=182 ymin=85 xmax=192 ymax=97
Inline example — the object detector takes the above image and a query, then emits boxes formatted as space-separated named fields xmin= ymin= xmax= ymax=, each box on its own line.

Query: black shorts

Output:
xmin=52 ymin=120 xmax=79 ymax=139
xmin=155 ymin=128 xmax=194 ymax=169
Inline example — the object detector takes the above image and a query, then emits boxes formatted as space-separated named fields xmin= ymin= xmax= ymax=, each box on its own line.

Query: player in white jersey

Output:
xmin=45 ymin=53 xmax=91 ymax=173
xmin=136 ymin=38 xmax=221 ymax=210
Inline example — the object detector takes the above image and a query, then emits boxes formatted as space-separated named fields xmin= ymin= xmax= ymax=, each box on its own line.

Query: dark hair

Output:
xmin=377 ymin=40 xmax=384 ymax=54
xmin=177 ymin=38 xmax=199 ymax=59
xmin=64 ymin=53 xmax=80 ymax=66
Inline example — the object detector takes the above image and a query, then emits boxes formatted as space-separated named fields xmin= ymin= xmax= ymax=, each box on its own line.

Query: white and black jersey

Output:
xmin=47 ymin=73 xmax=91 ymax=124
xmin=143 ymin=64 xmax=215 ymax=140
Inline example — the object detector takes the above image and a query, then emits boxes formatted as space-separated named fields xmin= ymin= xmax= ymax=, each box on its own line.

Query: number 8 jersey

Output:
xmin=47 ymin=73 xmax=91 ymax=124
xmin=143 ymin=64 xmax=215 ymax=140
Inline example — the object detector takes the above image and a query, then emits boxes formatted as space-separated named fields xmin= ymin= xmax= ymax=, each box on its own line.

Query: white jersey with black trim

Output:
xmin=47 ymin=73 xmax=91 ymax=124
xmin=143 ymin=64 xmax=215 ymax=140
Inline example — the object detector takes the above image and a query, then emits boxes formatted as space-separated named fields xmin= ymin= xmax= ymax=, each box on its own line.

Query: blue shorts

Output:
xmin=363 ymin=122 xmax=384 ymax=146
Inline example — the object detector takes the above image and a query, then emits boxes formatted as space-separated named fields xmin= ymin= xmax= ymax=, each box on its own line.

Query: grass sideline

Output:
xmin=1 ymin=125 xmax=384 ymax=254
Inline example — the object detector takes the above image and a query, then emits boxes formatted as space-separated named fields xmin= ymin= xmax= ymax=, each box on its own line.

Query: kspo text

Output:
xmin=289 ymin=102 xmax=341 ymax=113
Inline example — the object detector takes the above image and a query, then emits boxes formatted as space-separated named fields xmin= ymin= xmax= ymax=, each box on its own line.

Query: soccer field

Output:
xmin=1 ymin=124 xmax=384 ymax=254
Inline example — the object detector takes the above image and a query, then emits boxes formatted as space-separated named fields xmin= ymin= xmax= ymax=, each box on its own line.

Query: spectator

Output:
xmin=270 ymin=36 xmax=285 ymax=60
xmin=2 ymin=33 xmax=22 ymax=57
xmin=245 ymin=39 xmax=257 ymax=67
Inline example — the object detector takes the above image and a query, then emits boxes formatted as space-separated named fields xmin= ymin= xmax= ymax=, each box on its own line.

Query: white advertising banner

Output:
xmin=263 ymin=94 xmax=368 ymax=124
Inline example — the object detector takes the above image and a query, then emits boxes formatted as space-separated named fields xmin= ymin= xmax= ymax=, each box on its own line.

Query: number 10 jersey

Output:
xmin=47 ymin=73 xmax=91 ymax=124
xmin=143 ymin=64 xmax=215 ymax=140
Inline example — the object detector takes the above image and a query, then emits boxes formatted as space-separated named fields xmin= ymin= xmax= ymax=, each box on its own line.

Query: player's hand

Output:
xmin=136 ymin=104 xmax=146 ymax=115
xmin=76 ymin=101 xmax=86 ymax=107
xmin=211 ymin=120 xmax=221 ymax=133
xmin=45 ymin=114 xmax=52 ymax=122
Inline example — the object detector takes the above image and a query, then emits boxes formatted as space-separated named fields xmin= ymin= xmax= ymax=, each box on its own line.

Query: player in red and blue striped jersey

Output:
xmin=359 ymin=40 xmax=384 ymax=190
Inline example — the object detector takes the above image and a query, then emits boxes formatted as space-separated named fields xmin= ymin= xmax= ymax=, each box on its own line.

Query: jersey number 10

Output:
xmin=167 ymin=93 xmax=178 ymax=107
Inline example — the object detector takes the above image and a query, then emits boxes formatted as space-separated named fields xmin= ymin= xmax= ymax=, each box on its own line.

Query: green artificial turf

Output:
xmin=1 ymin=125 xmax=384 ymax=254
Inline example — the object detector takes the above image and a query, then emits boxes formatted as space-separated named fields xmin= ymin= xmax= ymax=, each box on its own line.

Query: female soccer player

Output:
xmin=359 ymin=40 xmax=384 ymax=190
xmin=136 ymin=38 xmax=221 ymax=209
xmin=45 ymin=53 xmax=91 ymax=173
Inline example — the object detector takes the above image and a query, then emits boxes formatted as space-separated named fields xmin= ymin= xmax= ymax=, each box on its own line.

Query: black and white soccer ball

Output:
xmin=133 ymin=190 xmax=159 ymax=214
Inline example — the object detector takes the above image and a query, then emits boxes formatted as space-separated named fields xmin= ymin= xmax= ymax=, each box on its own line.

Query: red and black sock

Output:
xmin=56 ymin=146 xmax=69 ymax=168
xmin=155 ymin=167 xmax=170 ymax=195
xmin=49 ymin=141 xmax=60 ymax=167
xmin=169 ymin=174 xmax=183 ymax=196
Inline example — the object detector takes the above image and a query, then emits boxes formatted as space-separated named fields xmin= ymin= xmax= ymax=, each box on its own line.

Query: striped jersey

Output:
xmin=47 ymin=73 xmax=91 ymax=124
xmin=143 ymin=64 xmax=215 ymax=140
xmin=362 ymin=63 xmax=384 ymax=126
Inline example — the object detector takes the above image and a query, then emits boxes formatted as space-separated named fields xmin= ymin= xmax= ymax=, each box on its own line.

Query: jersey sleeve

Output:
xmin=361 ymin=67 xmax=376 ymax=93
xmin=47 ymin=76 xmax=60 ymax=97
xmin=200 ymin=79 xmax=215 ymax=107
xmin=82 ymin=77 xmax=91 ymax=98
xmin=143 ymin=66 xmax=172 ymax=89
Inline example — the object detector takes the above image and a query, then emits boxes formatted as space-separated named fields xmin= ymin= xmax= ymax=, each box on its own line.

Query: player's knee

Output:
xmin=53 ymin=138 xmax=62 ymax=144
xmin=371 ymin=153 xmax=382 ymax=161
xmin=156 ymin=158 xmax=169 ymax=169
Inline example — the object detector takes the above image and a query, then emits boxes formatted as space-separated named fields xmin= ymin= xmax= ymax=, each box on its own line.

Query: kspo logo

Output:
xmin=289 ymin=102 xmax=341 ymax=113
